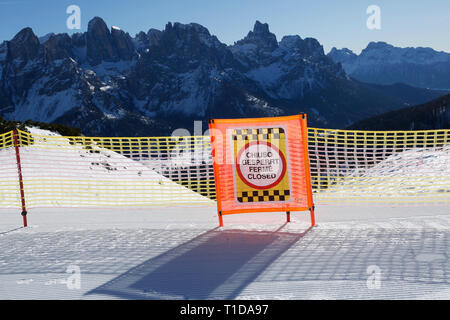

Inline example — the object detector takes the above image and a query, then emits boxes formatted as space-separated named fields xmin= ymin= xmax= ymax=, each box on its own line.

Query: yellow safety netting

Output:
xmin=0 ymin=128 xmax=449 ymax=209
xmin=0 ymin=130 xmax=215 ymax=208
xmin=308 ymin=128 xmax=450 ymax=203
xmin=0 ymin=131 xmax=18 ymax=208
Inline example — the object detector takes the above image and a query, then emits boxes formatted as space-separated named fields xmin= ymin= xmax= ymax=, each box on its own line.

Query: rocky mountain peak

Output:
xmin=280 ymin=36 xmax=324 ymax=58
xmin=42 ymin=33 xmax=73 ymax=61
xmin=327 ymin=47 xmax=358 ymax=70
xmin=231 ymin=21 xmax=279 ymax=68
xmin=253 ymin=20 xmax=269 ymax=34
xmin=156 ymin=21 xmax=226 ymax=55
xmin=135 ymin=21 xmax=232 ymax=80
xmin=174 ymin=22 xmax=210 ymax=35
xmin=6 ymin=27 xmax=40 ymax=61
xmin=364 ymin=41 xmax=392 ymax=51
xmin=111 ymin=26 xmax=135 ymax=60
xmin=163 ymin=22 xmax=216 ymax=44
xmin=302 ymin=38 xmax=324 ymax=56
xmin=328 ymin=47 xmax=356 ymax=56
xmin=358 ymin=41 xmax=450 ymax=67
xmin=88 ymin=16 xmax=109 ymax=34
xmin=328 ymin=41 xmax=450 ymax=89
xmin=147 ymin=29 xmax=162 ymax=46
xmin=279 ymin=35 xmax=303 ymax=49
xmin=238 ymin=20 xmax=278 ymax=50
xmin=86 ymin=16 xmax=118 ymax=65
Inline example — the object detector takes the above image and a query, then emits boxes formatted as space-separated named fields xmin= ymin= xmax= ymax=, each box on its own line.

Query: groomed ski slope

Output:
xmin=1 ymin=204 xmax=450 ymax=300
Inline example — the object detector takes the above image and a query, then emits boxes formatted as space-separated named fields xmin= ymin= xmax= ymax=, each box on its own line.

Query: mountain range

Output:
xmin=329 ymin=42 xmax=450 ymax=90
xmin=0 ymin=17 xmax=447 ymax=136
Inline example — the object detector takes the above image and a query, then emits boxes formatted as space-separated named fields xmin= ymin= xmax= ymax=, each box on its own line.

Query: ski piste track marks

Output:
xmin=1 ymin=206 xmax=450 ymax=299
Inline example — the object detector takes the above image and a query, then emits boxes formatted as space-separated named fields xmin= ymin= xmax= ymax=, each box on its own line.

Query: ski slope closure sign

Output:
xmin=233 ymin=129 xmax=290 ymax=203
xmin=209 ymin=115 xmax=315 ymax=227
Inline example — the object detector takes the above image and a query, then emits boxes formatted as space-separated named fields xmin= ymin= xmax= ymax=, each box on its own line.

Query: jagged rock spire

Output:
xmin=235 ymin=20 xmax=278 ymax=50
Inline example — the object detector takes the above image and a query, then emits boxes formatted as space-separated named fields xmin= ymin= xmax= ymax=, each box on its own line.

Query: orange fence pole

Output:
xmin=300 ymin=115 xmax=316 ymax=227
xmin=13 ymin=130 xmax=27 ymax=227
xmin=209 ymin=120 xmax=224 ymax=227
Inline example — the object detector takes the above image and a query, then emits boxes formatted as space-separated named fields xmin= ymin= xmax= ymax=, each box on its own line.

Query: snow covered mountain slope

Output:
xmin=231 ymin=22 xmax=344 ymax=101
xmin=0 ymin=18 xmax=445 ymax=136
xmin=329 ymin=42 xmax=450 ymax=90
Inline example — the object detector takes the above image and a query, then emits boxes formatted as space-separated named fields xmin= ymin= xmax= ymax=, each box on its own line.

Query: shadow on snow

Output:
xmin=88 ymin=224 xmax=312 ymax=299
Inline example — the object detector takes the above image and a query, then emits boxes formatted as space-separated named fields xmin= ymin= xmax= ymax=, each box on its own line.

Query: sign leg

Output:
xmin=22 ymin=211 xmax=27 ymax=227
xmin=286 ymin=211 xmax=290 ymax=223
xmin=218 ymin=211 xmax=223 ymax=227
xmin=310 ymin=208 xmax=316 ymax=227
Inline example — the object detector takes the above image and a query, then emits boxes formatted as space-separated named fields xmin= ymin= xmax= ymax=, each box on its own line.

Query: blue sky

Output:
xmin=1 ymin=0 xmax=450 ymax=54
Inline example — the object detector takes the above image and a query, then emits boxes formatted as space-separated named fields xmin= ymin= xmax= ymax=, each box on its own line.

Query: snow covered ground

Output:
xmin=1 ymin=204 xmax=450 ymax=300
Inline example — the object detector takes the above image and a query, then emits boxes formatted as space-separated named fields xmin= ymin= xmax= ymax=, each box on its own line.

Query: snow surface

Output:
xmin=4 ymin=80 xmax=79 ymax=123
xmin=1 ymin=204 xmax=450 ymax=300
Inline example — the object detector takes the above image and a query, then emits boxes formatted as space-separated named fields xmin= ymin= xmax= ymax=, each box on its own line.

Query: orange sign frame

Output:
xmin=209 ymin=114 xmax=315 ymax=227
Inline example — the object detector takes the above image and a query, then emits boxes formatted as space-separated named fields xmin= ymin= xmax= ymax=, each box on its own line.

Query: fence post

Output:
xmin=13 ymin=129 xmax=27 ymax=227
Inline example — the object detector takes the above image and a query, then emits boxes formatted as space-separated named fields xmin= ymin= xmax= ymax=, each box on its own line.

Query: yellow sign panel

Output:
xmin=232 ymin=127 xmax=291 ymax=204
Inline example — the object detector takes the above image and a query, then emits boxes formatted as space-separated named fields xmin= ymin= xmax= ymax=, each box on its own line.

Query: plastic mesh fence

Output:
xmin=308 ymin=128 xmax=450 ymax=204
xmin=0 ymin=128 xmax=448 ymax=209
xmin=0 ymin=131 xmax=18 ymax=208
xmin=0 ymin=130 xmax=215 ymax=208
